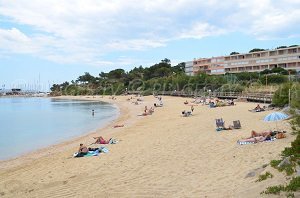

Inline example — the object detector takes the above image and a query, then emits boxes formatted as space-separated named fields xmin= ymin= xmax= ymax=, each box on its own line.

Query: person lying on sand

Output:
xmin=93 ymin=136 xmax=112 ymax=144
xmin=249 ymin=130 xmax=272 ymax=138
xmin=238 ymin=135 xmax=270 ymax=143
xmin=114 ymin=124 xmax=124 ymax=128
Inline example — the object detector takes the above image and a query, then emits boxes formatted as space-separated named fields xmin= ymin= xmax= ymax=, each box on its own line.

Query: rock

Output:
xmin=262 ymin=164 xmax=269 ymax=168
xmin=296 ymin=166 xmax=300 ymax=177
xmin=277 ymin=156 xmax=291 ymax=168
xmin=245 ymin=171 xmax=256 ymax=178
xmin=245 ymin=165 xmax=268 ymax=178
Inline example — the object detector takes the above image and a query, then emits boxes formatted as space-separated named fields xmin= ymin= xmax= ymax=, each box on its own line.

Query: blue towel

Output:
xmin=99 ymin=147 xmax=109 ymax=153
xmin=73 ymin=150 xmax=99 ymax=157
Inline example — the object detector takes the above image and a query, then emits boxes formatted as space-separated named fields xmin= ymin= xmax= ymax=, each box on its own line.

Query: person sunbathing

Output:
xmin=93 ymin=136 xmax=112 ymax=144
xmin=250 ymin=130 xmax=272 ymax=138
xmin=114 ymin=124 xmax=124 ymax=128
xmin=253 ymin=104 xmax=265 ymax=112
xmin=75 ymin=143 xmax=89 ymax=157
xmin=149 ymin=107 xmax=154 ymax=114
xmin=238 ymin=135 xmax=270 ymax=143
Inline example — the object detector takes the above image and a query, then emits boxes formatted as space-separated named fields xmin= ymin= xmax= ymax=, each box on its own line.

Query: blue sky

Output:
xmin=0 ymin=0 xmax=300 ymax=91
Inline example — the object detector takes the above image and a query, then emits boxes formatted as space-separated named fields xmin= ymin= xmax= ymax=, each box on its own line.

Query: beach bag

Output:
xmin=276 ymin=133 xmax=286 ymax=139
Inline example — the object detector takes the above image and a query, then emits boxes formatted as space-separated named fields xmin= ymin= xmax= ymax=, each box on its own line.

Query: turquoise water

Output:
xmin=0 ymin=97 xmax=119 ymax=160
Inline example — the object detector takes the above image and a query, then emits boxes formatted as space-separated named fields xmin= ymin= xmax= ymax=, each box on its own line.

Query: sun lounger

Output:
xmin=233 ymin=120 xmax=241 ymax=129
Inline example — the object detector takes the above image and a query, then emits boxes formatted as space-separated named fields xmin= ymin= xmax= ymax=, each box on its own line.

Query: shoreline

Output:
xmin=0 ymin=95 xmax=136 ymax=170
xmin=0 ymin=95 xmax=295 ymax=197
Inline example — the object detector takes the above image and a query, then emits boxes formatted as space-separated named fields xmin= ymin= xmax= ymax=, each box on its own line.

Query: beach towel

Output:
xmin=237 ymin=138 xmax=276 ymax=145
xmin=73 ymin=146 xmax=109 ymax=157
xmin=99 ymin=146 xmax=109 ymax=153
xmin=73 ymin=150 xmax=100 ymax=157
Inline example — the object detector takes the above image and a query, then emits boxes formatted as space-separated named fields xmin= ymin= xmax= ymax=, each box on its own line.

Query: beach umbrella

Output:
xmin=263 ymin=112 xmax=289 ymax=131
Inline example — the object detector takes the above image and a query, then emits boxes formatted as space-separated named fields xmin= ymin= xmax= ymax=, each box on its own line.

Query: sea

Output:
xmin=0 ymin=97 xmax=119 ymax=160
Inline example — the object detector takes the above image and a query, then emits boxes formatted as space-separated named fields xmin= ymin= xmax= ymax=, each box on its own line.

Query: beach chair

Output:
xmin=215 ymin=118 xmax=225 ymax=129
xmin=233 ymin=120 xmax=241 ymax=129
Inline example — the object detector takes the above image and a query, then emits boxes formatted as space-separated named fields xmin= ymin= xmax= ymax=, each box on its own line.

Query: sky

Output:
xmin=0 ymin=0 xmax=300 ymax=91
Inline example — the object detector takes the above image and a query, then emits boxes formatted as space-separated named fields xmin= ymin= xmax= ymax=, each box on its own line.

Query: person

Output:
xmin=114 ymin=124 xmax=124 ymax=128
xmin=184 ymin=100 xmax=188 ymax=105
xmin=254 ymin=104 xmax=264 ymax=111
xmin=238 ymin=135 xmax=270 ymax=143
xmin=191 ymin=105 xmax=194 ymax=112
xmin=92 ymin=109 xmax=95 ymax=117
xmin=93 ymin=136 xmax=112 ymax=144
xmin=149 ymin=107 xmax=154 ymax=114
xmin=75 ymin=143 xmax=89 ymax=157
xmin=144 ymin=106 xmax=148 ymax=113
xmin=249 ymin=130 xmax=272 ymax=138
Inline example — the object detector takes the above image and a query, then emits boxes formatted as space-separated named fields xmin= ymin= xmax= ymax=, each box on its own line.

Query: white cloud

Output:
xmin=0 ymin=0 xmax=299 ymax=67
xmin=177 ymin=22 xmax=226 ymax=39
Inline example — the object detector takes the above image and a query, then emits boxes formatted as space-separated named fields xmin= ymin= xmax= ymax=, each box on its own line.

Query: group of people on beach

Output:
xmin=75 ymin=136 xmax=117 ymax=157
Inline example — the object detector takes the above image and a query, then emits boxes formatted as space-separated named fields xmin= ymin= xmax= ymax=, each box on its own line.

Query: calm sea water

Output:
xmin=0 ymin=97 xmax=119 ymax=160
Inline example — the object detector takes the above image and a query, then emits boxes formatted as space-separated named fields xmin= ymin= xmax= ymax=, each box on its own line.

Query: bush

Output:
xmin=256 ymin=172 xmax=273 ymax=182
xmin=219 ymin=83 xmax=244 ymax=92
xmin=285 ymin=177 xmax=300 ymax=192
xmin=142 ymin=89 xmax=154 ymax=96
xmin=260 ymin=74 xmax=288 ymax=85
xmin=272 ymin=83 xmax=292 ymax=107
xmin=261 ymin=185 xmax=285 ymax=194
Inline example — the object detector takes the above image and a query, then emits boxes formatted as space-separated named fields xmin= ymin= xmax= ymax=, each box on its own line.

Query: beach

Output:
xmin=0 ymin=95 xmax=295 ymax=197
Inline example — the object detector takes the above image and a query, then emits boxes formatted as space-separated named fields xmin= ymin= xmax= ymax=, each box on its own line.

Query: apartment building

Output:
xmin=185 ymin=61 xmax=194 ymax=76
xmin=186 ymin=46 xmax=300 ymax=75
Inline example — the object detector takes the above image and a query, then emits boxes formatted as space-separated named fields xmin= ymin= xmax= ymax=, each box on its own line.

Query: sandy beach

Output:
xmin=0 ymin=95 xmax=296 ymax=197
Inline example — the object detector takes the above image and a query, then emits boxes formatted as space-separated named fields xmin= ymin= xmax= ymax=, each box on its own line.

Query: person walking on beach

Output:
xmin=191 ymin=105 xmax=194 ymax=112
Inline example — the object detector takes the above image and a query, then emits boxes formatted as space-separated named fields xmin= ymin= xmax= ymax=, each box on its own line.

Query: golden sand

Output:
xmin=0 ymin=95 xmax=295 ymax=197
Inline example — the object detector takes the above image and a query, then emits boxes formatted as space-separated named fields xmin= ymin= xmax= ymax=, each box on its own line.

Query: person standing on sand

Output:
xmin=191 ymin=105 xmax=194 ymax=112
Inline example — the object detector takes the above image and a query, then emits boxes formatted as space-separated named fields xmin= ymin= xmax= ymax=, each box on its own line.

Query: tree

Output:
xmin=99 ymin=72 xmax=108 ymax=79
xmin=77 ymin=72 xmax=95 ymax=84
xmin=271 ymin=67 xmax=288 ymax=75
xmin=249 ymin=48 xmax=265 ymax=53
xmin=50 ymin=84 xmax=61 ymax=92
xmin=107 ymin=69 xmax=126 ymax=79
xmin=172 ymin=62 xmax=185 ymax=73
xmin=276 ymin=46 xmax=287 ymax=49
xmin=161 ymin=58 xmax=171 ymax=64
xmin=230 ymin=52 xmax=239 ymax=55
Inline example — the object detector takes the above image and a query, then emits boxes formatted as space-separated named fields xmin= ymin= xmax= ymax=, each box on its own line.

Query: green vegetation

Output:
xmin=230 ymin=52 xmax=239 ymax=55
xmin=262 ymin=177 xmax=300 ymax=195
xmin=256 ymin=172 xmax=273 ymax=182
xmin=261 ymin=185 xmax=285 ymax=195
xmin=276 ymin=46 xmax=288 ymax=49
xmin=263 ymin=81 xmax=300 ymax=195
xmin=249 ymin=48 xmax=265 ymax=53
xmin=50 ymin=58 xmax=298 ymax=97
